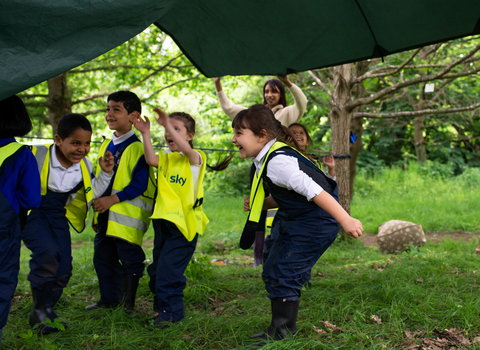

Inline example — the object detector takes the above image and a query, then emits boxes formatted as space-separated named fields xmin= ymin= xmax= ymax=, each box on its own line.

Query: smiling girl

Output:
xmin=231 ymin=105 xmax=362 ymax=344
xmin=133 ymin=108 xmax=209 ymax=329
xmin=22 ymin=114 xmax=113 ymax=334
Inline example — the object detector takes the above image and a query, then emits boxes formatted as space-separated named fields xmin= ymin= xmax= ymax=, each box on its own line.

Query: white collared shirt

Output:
xmin=48 ymin=145 xmax=113 ymax=205
xmin=112 ymin=129 xmax=135 ymax=145
xmin=252 ymin=139 xmax=324 ymax=201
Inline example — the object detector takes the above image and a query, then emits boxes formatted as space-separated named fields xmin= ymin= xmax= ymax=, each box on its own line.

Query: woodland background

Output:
xmin=17 ymin=26 xmax=480 ymax=212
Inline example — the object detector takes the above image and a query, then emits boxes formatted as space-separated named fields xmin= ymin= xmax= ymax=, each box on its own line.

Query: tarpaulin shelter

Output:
xmin=1 ymin=0 xmax=480 ymax=101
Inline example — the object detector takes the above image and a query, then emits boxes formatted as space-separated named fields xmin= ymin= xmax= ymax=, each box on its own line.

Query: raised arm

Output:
xmin=214 ymin=77 xmax=247 ymax=119
xmin=132 ymin=112 xmax=159 ymax=167
xmin=153 ymin=108 xmax=201 ymax=165
xmin=274 ymin=75 xmax=308 ymax=126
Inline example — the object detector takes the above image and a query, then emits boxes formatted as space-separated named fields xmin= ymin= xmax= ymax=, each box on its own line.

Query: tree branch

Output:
xmin=144 ymin=76 xmax=200 ymax=101
xmin=348 ymin=41 xmax=480 ymax=110
xmin=307 ymin=70 xmax=332 ymax=96
xmin=353 ymin=102 xmax=480 ymax=119
xmin=354 ymin=47 xmax=422 ymax=83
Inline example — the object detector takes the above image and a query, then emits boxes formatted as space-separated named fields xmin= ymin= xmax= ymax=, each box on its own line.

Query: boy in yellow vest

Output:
xmin=86 ymin=91 xmax=155 ymax=314
xmin=22 ymin=114 xmax=113 ymax=334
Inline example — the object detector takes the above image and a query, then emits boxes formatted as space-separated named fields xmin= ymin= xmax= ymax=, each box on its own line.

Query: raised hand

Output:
xmin=274 ymin=74 xmax=292 ymax=88
xmin=322 ymin=156 xmax=335 ymax=168
xmin=153 ymin=108 xmax=169 ymax=127
xmin=132 ymin=112 xmax=151 ymax=134
xmin=99 ymin=150 xmax=114 ymax=174
xmin=213 ymin=77 xmax=223 ymax=92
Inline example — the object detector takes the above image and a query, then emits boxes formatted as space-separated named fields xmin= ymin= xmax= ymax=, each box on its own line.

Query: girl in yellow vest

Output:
xmin=229 ymin=105 xmax=363 ymax=344
xmin=22 ymin=114 xmax=114 ymax=334
xmin=133 ymin=108 xmax=209 ymax=328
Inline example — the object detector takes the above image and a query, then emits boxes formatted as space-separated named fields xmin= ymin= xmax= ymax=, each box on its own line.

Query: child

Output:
xmin=22 ymin=113 xmax=113 ymax=334
xmin=86 ymin=91 xmax=155 ymax=315
xmin=215 ymin=75 xmax=308 ymax=266
xmin=263 ymin=123 xmax=336 ymax=285
xmin=133 ymin=108 xmax=209 ymax=328
xmin=231 ymin=105 xmax=363 ymax=343
xmin=0 ymin=96 xmax=41 ymax=347
xmin=288 ymin=123 xmax=335 ymax=178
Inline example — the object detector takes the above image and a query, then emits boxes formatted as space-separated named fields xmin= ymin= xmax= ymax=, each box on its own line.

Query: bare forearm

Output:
xmin=313 ymin=191 xmax=349 ymax=225
xmin=312 ymin=191 xmax=363 ymax=238
xmin=140 ymin=131 xmax=159 ymax=167
xmin=164 ymin=123 xmax=201 ymax=164
xmin=214 ymin=79 xmax=223 ymax=92
xmin=262 ymin=195 xmax=278 ymax=210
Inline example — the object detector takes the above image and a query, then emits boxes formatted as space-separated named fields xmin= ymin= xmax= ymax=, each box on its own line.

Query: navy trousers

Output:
xmin=148 ymin=219 xmax=198 ymax=322
xmin=92 ymin=225 xmax=146 ymax=304
xmin=262 ymin=208 xmax=339 ymax=301
xmin=264 ymin=210 xmax=312 ymax=286
xmin=22 ymin=190 xmax=72 ymax=306
xmin=0 ymin=191 xmax=22 ymax=329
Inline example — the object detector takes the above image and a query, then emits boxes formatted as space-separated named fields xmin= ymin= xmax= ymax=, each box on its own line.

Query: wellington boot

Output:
xmin=29 ymin=283 xmax=66 ymax=334
xmin=250 ymin=298 xmax=299 ymax=343
xmin=121 ymin=274 xmax=140 ymax=316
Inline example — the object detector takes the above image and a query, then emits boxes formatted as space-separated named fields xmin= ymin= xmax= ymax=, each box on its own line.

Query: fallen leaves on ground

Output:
xmin=404 ymin=328 xmax=474 ymax=349
xmin=319 ymin=321 xmax=345 ymax=334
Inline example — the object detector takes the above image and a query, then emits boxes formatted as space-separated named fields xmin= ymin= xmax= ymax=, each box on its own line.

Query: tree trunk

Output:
xmin=47 ymin=73 xmax=72 ymax=135
xmin=414 ymin=115 xmax=426 ymax=162
xmin=350 ymin=115 xmax=363 ymax=197
xmin=329 ymin=64 xmax=352 ymax=216
xmin=349 ymin=61 xmax=369 ymax=198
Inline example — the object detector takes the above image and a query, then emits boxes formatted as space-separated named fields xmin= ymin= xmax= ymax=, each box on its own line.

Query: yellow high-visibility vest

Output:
xmin=151 ymin=150 xmax=209 ymax=242
xmin=94 ymin=139 xmax=156 ymax=246
xmin=0 ymin=141 xmax=24 ymax=168
xmin=31 ymin=144 xmax=93 ymax=233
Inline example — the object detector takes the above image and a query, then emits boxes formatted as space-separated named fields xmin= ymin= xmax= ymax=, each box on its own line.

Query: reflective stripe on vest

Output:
xmin=31 ymin=144 xmax=93 ymax=232
xmin=95 ymin=139 xmax=156 ymax=246
xmin=266 ymin=208 xmax=278 ymax=228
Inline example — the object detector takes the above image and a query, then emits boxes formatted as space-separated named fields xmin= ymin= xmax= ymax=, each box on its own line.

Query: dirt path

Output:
xmin=360 ymin=232 xmax=480 ymax=247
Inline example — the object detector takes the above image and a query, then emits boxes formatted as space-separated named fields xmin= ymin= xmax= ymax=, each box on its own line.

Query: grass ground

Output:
xmin=3 ymin=166 xmax=480 ymax=349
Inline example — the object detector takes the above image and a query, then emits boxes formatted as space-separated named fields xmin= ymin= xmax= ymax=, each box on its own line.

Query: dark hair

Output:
xmin=0 ymin=95 xmax=32 ymax=138
xmin=289 ymin=123 xmax=314 ymax=150
xmin=57 ymin=114 xmax=92 ymax=140
xmin=107 ymin=91 xmax=141 ymax=114
xmin=232 ymin=104 xmax=299 ymax=149
xmin=169 ymin=112 xmax=196 ymax=148
xmin=262 ymin=79 xmax=287 ymax=108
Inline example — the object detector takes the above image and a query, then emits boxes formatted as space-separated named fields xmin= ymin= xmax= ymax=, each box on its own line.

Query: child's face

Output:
xmin=231 ymin=127 xmax=267 ymax=159
xmin=164 ymin=118 xmax=193 ymax=152
xmin=264 ymin=84 xmax=281 ymax=109
xmin=105 ymin=100 xmax=134 ymax=137
xmin=54 ymin=128 xmax=92 ymax=168
xmin=289 ymin=125 xmax=308 ymax=151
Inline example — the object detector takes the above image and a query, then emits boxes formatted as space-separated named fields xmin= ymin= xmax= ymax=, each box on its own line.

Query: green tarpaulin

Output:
xmin=1 ymin=0 xmax=479 ymax=101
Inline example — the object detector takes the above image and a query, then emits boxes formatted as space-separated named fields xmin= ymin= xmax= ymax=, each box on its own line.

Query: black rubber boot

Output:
xmin=121 ymin=274 xmax=140 ymax=316
xmin=29 ymin=283 xmax=66 ymax=334
xmin=250 ymin=298 xmax=299 ymax=342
